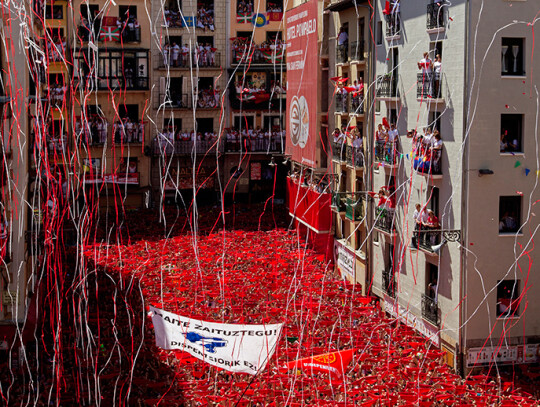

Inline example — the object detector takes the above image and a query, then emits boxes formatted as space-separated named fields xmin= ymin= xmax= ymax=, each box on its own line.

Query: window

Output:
xmin=373 ymin=231 xmax=379 ymax=245
xmin=266 ymin=31 xmax=282 ymax=42
xmin=197 ymin=36 xmax=214 ymax=47
xmin=234 ymin=115 xmax=254 ymax=130
xmin=266 ymin=0 xmax=283 ymax=13
xmin=428 ymin=186 xmax=439 ymax=216
xmin=263 ymin=115 xmax=282 ymax=130
xmin=500 ymin=114 xmax=523 ymax=153
xmin=376 ymin=21 xmax=383 ymax=45
xmin=429 ymin=111 xmax=442 ymax=133
xmin=499 ymin=196 xmax=521 ymax=233
xmin=196 ymin=118 xmax=214 ymax=133
xmin=76 ymin=50 xmax=149 ymax=90
xmin=502 ymin=38 xmax=524 ymax=76
xmin=355 ymin=229 xmax=362 ymax=251
xmin=118 ymin=104 xmax=139 ymax=122
xmin=119 ymin=5 xmax=137 ymax=21
xmin=426 ymin=263 xmax=438 ymax=299
xmin=496 ymin=280 xmax=520 ymax=317
xmin=45 ymin=5 xmax=63 ymax=19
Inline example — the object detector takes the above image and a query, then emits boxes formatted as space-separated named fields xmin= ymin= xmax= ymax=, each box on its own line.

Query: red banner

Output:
xmin=280 ymin=349 xmax=355 ymax=378
xmin=285 ymin=0 xmax=318 ymax=168
xmin=287 ymin=177 xmax=331 ymax=233
xmin=267 ymin=12 xmax=283 ymax=22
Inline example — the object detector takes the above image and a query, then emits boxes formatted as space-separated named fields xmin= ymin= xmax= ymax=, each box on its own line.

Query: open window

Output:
xmin=502 ymin=38 xmax=524 ymax=76
xmin=499 ymin=196 xmax=521 ymax=234
xmin=500 ymin=114 xmax=523 ymax=153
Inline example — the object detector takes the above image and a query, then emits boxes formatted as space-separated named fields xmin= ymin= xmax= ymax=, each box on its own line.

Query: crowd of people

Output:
xmin=75 ymin=116 xmax=108 ymax=145
xmin=411 ymin=127 xmax=443 ymax=174
xmin=231 ymin=37 xmax=286 ymax=64
xmin=81 ymin=223 xmax=540 ymax=406
xmin=156 ymin=128 xmax=284 ymax=153
xmin=163 ymin=43 xmax=218 ymax=67
xmin=236 ymin=0 xmax=254 ymax=16
xmin=266 ymin=2 xmax=283 ymax=12
xmin=163 ymin=3 xmax=214 ymax=31
xmin=112 ymin=117 xmax=145 ymax=143
xmin=43 ymin=36 xmax=66 ymax=61
xmin=500 ymin=131 xmax=520 ymax=153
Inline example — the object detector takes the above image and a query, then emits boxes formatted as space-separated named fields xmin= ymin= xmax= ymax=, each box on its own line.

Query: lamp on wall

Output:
xmin=431 ymin=239 xmax=447 ymax=254
xmin=478 ymin=169 xmax=494 ymax=176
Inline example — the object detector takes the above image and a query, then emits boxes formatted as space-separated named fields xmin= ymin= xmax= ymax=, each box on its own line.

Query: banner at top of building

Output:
xmin=285 ymin=0 xmax=319 ymax=168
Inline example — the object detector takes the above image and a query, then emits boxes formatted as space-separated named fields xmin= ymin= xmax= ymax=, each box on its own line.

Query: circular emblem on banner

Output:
xmin=252 ymin=13 xmax=267 ymax=27
xmin=289 ymin=96 xmax=309 ymax=148
xmin=313 ymin=353 xmax=337 ymax=364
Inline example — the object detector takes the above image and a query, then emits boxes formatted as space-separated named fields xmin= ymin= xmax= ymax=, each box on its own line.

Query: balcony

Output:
xmin=336 ymin=44 xmax=348 ymax=64
xmin=416 ymin=73 xmax=443 ymax=100
xmin=349 ymin=94 xmax=364 ymax=115
xmin=413 ymin=148 xmax=442 ymax=177
xmin=385 ymin=12 xmax=401 ymax=38
xmin=375 ymin=141 xmax=399 ymax=167
xmin=421 ymin=294 xmax=439 ymax=326
xmin=345 ymin=145 xmax=364 ymax=168
xmin=376 ymin=75 xmax=399 ymax=99
xmin=332 ymin=141 xmax=346 ymax=162
xmin=287 ymin=177 xmax=332 ymax=234
xmin=374 ymin=206 xmax=395 ymax=234
xmin=413 ymin=229 xmax=461 ymax=255
xmin=151 ymin=138 xmax=222 ymax=156
xmin=159 ymin=50 xmax=221 ymax=69
xmin=223 ymin=136 xmax=283 ymax=153
xmin=335 ymin=93 xmax=349 ymax=114
xmin=345 ymin=194 xmax=365 ymax=222
xmin=121 ymin=26 xmax=141 ymax=43
xmin=382 ymin=268 xmax=396 ymax=298
xmin=331 ymin=191 xmax=346 ymax=213
xmin=231 ymin=47 xmax=285 ymax=65
xmin=350 ymin=41 xmax=365 ymax=62
xmin=158 ymin=93 xmax=191 ymax=109
xmin=426 ymin=3 xmax=446 ymax=31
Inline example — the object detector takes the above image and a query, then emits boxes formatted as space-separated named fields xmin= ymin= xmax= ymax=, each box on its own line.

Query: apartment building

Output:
xmin=326 ymin=0 xmax=371 ymax=293
xmin=0 ymin=3 xmax=31 ymax=351
xmin=363 ymin=0 xmax=540 ymax=372
xmin=69 ymin=0 xmax=152 ymax=208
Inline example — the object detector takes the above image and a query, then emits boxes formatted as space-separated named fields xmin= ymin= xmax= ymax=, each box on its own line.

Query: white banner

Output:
xmin=334 ymin=240 xmax=355 ymax=282
xmin=149 ymin=306 xmax=283 ymax=375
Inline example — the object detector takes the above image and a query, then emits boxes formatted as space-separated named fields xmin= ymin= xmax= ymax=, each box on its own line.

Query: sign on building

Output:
xmin=285 ymin=0 xmax=318 ymax=168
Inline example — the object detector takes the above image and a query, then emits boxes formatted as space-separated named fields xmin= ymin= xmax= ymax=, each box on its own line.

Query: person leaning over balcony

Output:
xmin=387 ymin=123 xmax=399 ymax=162
xmin=424 ymin=210 xmax=440 ymax=245
xmin=337 ymin=27 xmax=348 ymax=60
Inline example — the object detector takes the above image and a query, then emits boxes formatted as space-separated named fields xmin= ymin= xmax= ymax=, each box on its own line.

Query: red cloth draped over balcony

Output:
xmin=287 ymin=177 xmax=331 ymax=233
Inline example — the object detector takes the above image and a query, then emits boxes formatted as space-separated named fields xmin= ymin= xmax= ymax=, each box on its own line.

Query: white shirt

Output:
xmin=419 ymin=58 xmax=432 ymax=74
xmin=433 ymin=61 xmax=442 ymax=75
xmin=388 ymin=128 xmax=399 ymax=142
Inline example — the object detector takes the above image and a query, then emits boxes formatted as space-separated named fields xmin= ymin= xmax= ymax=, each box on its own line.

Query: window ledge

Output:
xmin=426 ymin=27 xmax=445 ymax=35
xmin=499 ymin=233 xmax=524 ymax=237
xmin=500 ymin=152 xmax=524 ymax=156
xmin=501 ymin=75 xmax=526 ymax=79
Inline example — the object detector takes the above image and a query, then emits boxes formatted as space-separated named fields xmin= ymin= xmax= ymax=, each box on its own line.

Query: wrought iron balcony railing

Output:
xmin=346 ymin=145 xmax=364 ymax=168
xmin=335 ymin=93 xmax=349 ymax=113
xmin=349 ymin=94 xmax=364 ymax=114
xmin=336 ymin=43 xmax=348 ymax=64
xmin=375 ymin=140 xmax=399 ymax=165
xmin=385 ymin=13 xmax=401 ymax=37
xmin=151 ymin=138 xmax=222 ymax=156
xmin=160 ymin=51 xmax=221 ymax=69
xmin=416 ymin=73 xmax=443 ymax=99
xmin=426 ymin=2 xmax=446 ymax=30
xmin=382 ymin=268 xmax=396 ymax=298
xmin=412 ymin=229 xmax=461 ymax=254
xmin=375 ymin=206 xmax=395 ymax=233
xmin=350 ymin=41 xmax=364 ymax=62
xmin=422 ymin=294 xmax=439 ymax=325
xmin=376 ymin=75 xmax=399 ymax=98
xmin=332 ymin=141 xmax=346 ymax=161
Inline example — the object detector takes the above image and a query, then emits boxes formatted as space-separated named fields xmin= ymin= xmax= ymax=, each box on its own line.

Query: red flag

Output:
xmin=382 ymin=1 xmax=391 ymax=15
xmin=279 ymin=349 xmax=355 ymax=378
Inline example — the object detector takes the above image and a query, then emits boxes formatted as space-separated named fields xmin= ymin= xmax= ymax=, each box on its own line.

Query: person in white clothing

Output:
xmin=433 ymin=54 xmax=442 ymax=97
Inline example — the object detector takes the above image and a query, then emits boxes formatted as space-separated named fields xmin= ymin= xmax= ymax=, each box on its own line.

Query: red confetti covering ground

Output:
xmin=84 ymin=213 xmax=540 ymax=407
